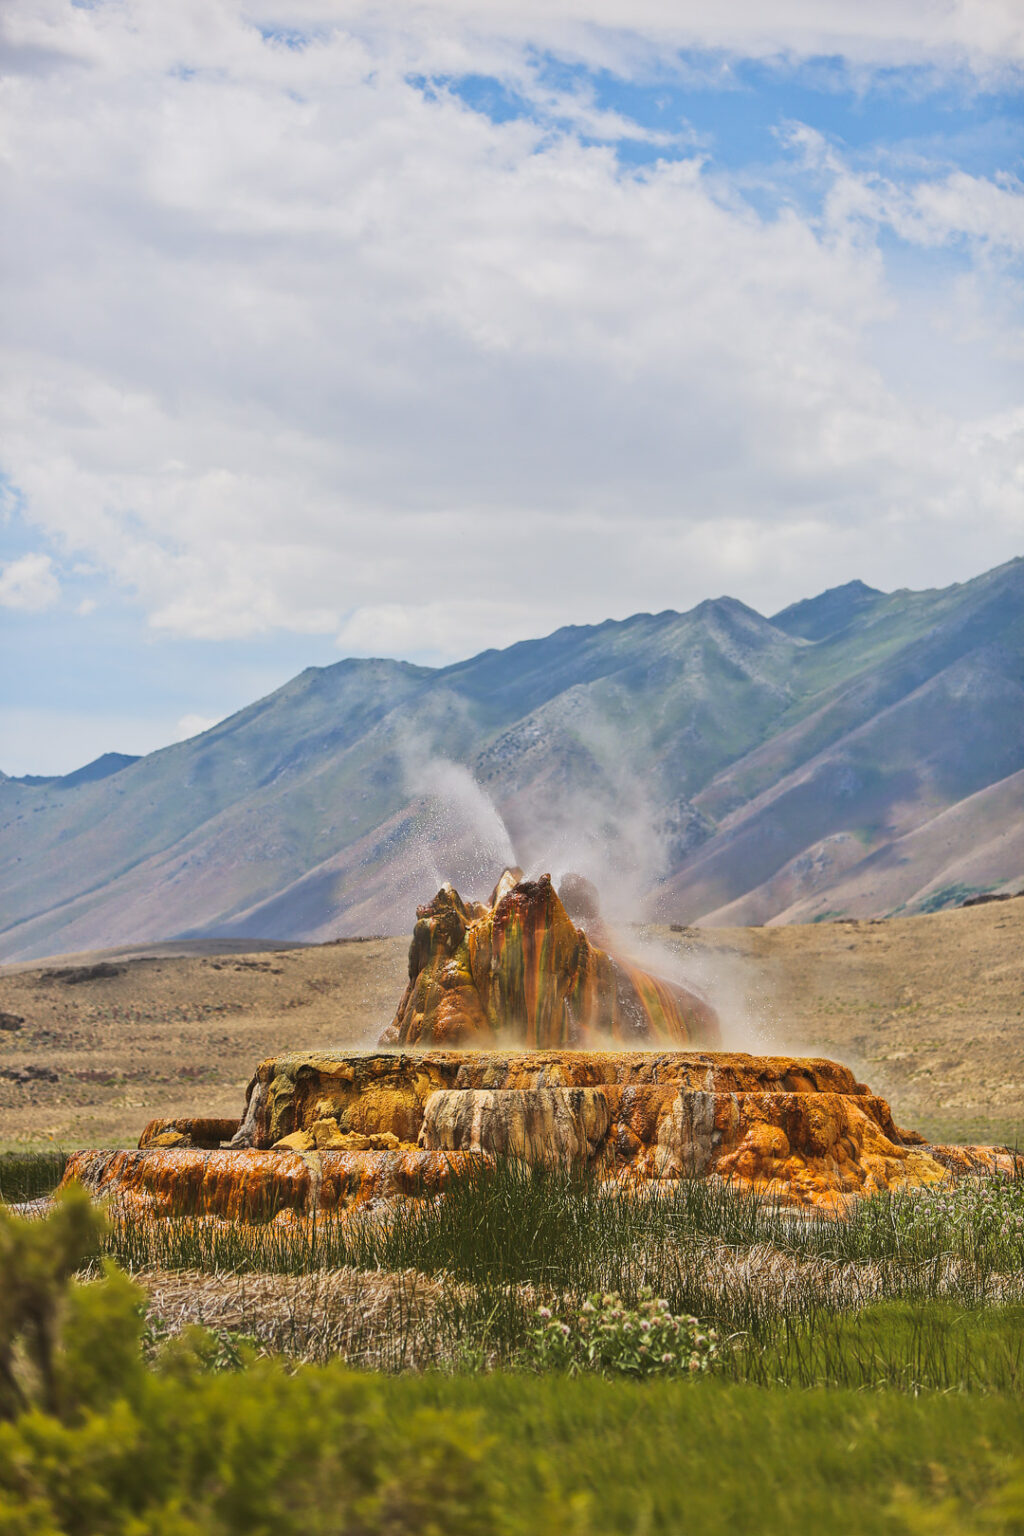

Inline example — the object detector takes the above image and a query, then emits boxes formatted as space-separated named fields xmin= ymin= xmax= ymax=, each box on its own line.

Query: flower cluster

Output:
xmin=526 ymin=1289 xmax=720 ymax=1377
xmin=857 ymin=1173 xmax=1024 ymax=1262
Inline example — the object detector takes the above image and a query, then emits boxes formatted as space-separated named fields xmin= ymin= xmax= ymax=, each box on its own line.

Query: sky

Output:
xmin=1 ymin=0 xmax=1023 ymax=775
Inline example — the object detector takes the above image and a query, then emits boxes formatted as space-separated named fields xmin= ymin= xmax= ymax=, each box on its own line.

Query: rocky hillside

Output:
xmin=2 ymin=559 xmax=1023 ymax=959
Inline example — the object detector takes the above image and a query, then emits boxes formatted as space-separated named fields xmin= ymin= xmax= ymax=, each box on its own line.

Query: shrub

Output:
xmin=845 ymin=1175 xmax=1024 ymax=1269
xmin=525 ymin=1289 xmax=721 ymax=1377
xmin=0 ymin=1182 xmax=145 ymax=1421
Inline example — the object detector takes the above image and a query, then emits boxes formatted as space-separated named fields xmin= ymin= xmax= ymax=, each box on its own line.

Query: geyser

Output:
xmin=62 ymin=869 xmax=1018 ymax=1216
xmin=380 ymin=870 xmax=719 ymax=1049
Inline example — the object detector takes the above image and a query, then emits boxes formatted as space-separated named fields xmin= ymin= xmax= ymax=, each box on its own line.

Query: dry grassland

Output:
xmin=663 ymin=899 xmax=1024 ymax=1146
xmin=0 ymin=897 xmax=1021 ymax=1150
xmin=0 ymin=936 xmax=407 ymax=1149
xmin=133 ymin=1236 xmax=1024 ymax=1368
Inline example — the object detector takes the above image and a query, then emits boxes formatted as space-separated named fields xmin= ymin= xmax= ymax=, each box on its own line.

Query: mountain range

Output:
xmin=2 ymin=557 xmax=1023 ymax=961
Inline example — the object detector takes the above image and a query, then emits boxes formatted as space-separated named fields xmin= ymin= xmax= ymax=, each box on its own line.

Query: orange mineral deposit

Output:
xmin=62 ymin=870 xmax=1019 ymax=1217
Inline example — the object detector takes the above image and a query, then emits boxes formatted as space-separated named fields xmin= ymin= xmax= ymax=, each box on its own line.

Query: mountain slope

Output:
xmin=657 ymin=560 xmax=1024 ymax=919
xmin=2 ymin=558 xmax=1022 ymax=958
xmin=702 ymin=766 xmax=1024 ymax=926
xmin=771 ymin=579 xmax=885 ymax=640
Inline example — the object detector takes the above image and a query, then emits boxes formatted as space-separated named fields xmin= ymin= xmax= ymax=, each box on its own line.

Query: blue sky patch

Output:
xmin=434 ymin=50 xmax=1024 ymax=183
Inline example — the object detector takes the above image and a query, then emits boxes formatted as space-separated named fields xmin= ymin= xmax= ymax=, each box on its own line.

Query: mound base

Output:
xmin=63 ymin=1048 xmax=1018 ymax=1214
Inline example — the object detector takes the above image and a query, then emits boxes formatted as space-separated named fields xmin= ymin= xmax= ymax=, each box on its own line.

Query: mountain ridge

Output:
xmin=2 ymin=558 xmax=1022 ymax=960
xmin=771 ymin=579 xmax=885 ymax=641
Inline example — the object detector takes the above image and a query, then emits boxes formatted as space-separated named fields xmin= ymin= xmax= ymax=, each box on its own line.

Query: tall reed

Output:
xmin=0 ymin=1151 xmax=68 ymax=1204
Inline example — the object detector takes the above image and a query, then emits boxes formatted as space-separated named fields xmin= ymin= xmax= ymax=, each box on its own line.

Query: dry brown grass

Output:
xmin=0 ymin=936 xmax=407 ymax=1149
xmin=136 ymin=1264 xmax=460 ymax=1367
xmin=130 ymin=1234 xmax=1024 ymax=1370
xmin=1 ymin=896 xmax=1022 ymax=1150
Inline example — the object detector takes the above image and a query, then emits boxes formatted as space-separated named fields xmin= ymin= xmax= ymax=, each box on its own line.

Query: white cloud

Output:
xmin=175 ymin=713 xmax=223 ymax=740
xmin=0 ymin=553 xmax=60 ymax=611
xmin=245 ymin=1 xmax=1024 ymax=74
xmin=0 ymin=1 xmax=1022 ymax=659
xmin=819 ymin=154 xmax=1024 ymax=257
xmin=905 ymin=171 xmax=1024 ymax=253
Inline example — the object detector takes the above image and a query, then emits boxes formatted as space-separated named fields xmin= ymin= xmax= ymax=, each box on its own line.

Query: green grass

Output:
xmin=105 ymin=1158 xmax=803 ymax=1321
xmin=96 ymin=1160 xmax=1024 ymax=1387
xmin=392 ymin=1372 xmax=1024 ymax=1533
xmin=0 ymin=1149 xmax=68 ymax=1203
xmin=5 ymin=1360 xmax=1024 ymax=1534
xmin=741 ymin=1302 xmax=1024 ymax=1392
xmin=5 ymin=1173 xmax=1024 ymax=1531
xmin=906 ymin=1113 xmax=1024 ymax=1148
xmin=104 ymin=1157 xmax=1024 ymax=1283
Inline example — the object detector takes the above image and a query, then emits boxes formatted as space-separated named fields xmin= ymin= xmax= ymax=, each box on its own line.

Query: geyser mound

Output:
xmin=60 ymin=868 xmax=1020 ymax=1217
xmin=381 ymin=870 xmax=719 ymax=1049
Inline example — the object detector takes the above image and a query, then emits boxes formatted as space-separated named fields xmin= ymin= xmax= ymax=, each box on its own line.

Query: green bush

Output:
xmin=0 ymin=1194 xmax=514 ymax=1535
xmin=0 ymin=1183 xmax=132 ymax=1420
xmin=0 ymin=1372 xmax=511 ymax=1536
xmin=526 ymin=1289 xmax=721 ymax=1377
xmin=917 ymin=883 xmax=986 ymax=913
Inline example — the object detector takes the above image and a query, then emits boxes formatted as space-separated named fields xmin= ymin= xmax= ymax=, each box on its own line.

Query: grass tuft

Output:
xmin=0 ymin=1150 xmax=68 ymax=1204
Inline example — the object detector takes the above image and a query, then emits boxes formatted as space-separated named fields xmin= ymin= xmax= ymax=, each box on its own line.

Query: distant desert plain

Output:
xmin=0 ymin=898 xmax=1021 ymax=1153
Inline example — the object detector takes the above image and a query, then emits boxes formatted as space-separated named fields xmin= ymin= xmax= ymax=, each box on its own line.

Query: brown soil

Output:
xmin=1 ymin=899 xmax=1021 ymax=1150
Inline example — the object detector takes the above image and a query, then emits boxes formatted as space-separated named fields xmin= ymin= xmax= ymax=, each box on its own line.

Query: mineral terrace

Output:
xmin=63 ymin=871 xmax=1016 ymax=1217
